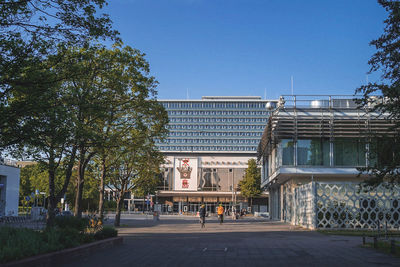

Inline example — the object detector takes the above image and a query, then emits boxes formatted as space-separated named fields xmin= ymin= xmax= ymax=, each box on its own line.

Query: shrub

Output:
xmin=81 ymin=232 xmax=95 ymax=243
xmin=54 ymin=216 xmax=89 ymax=231
xmin=44 ymin=227 xmax=81 ymax=249
xmin=0 ymin=218 xmax=117 ymax=263
xmin=94 ymin=226 xmax=118 ymax=240
xmin=103 ymin=200 xmax=117 ymax=210
xmin=0 ymin=227 xmax=46 ymax=263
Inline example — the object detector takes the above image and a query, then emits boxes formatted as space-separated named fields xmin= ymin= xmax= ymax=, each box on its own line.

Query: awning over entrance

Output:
xmin=157 ymin=190 xmax=268 ymax=198
xmin=157 ymin=190 xmax=234 ymax=197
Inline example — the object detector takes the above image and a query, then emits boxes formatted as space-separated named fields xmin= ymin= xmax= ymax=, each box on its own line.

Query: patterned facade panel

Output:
xmin=282 ymin=182 xmax=400 ymax=229
xmin=316 ymin=183 xmax=400 ymax=229
xmin=295 ymin=183 xmax=316 ymax=228
xmin=282 ymin=182 xmax=316 ymax=229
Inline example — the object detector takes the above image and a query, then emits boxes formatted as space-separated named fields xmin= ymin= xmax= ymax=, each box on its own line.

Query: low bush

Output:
xmin=94 ymin=226 xmax=118 ymax=240
xmin=44 ymin=227 xmax=81 ymax=249
xmin=103 ymin=200 xmax=117 ymax=210
xmin=0 ymin=219 xmax=118 ymax=263
xmin=54 ymin=216 xmax=89 ymax=232
xmin=0 ymin=227 xmax=46 ymax=263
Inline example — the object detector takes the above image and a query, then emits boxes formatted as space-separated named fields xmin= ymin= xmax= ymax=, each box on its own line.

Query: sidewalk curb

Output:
xmin=4 ymin=236 xmax=123 ymax=267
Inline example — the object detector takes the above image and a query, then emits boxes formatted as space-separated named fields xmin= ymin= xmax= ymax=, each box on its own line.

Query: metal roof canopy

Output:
xmin=257 ymin=95 xmax=400 ymax=161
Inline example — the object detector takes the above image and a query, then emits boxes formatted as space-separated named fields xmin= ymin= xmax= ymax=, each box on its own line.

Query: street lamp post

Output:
xmin=230 ymin=168 xmax=235 ymax=218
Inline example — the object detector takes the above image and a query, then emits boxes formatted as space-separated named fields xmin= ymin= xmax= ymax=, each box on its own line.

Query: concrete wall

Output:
xmin=0 ymin=165 xmax=20 ymax=216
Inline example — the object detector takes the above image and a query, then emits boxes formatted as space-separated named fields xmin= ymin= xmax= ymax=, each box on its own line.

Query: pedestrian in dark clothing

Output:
xmin=199 ymin=204 xmax=206 ymax=228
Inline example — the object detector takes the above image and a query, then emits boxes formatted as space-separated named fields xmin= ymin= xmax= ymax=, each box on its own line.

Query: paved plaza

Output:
xmin=62 ymin=214 xmax=400 ymax=267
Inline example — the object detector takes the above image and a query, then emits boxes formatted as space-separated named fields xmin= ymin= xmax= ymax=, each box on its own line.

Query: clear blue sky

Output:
xmin=103 ymin=0 xmax=387 ymax=100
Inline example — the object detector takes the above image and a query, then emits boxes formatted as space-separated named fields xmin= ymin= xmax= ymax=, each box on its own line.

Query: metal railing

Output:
xmin=277 ymin=95 xmax=363 ymax=109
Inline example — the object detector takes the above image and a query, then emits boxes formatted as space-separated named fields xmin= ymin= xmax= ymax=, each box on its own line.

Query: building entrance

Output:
xmin=171 ymin=201 xmax=235 ymax=215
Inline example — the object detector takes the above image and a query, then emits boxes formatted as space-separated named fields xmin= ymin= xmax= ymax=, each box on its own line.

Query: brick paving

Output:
xmin=61 ymin=215 xmax=400 ymax=267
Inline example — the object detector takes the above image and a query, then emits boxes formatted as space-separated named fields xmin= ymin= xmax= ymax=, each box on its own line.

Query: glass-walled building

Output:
xmin=265 ymin=137 xmax=368 ymax=178
xmin=155 ymin=96 xmax=278 ymax=214
xmin=257 ymin=95 xmax=399 ymax=229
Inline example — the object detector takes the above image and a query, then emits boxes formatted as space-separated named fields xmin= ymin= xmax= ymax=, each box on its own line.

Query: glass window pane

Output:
xmin=297 ymin=139 xmax=330 ymax=166
xmin=281 ymin=139 xmax=294 ymax=165
xmin=334 ymin=139 xmax=366 ymax=166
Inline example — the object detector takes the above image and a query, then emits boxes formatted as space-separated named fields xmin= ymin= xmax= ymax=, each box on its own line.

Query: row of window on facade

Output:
xmin=168 ymin=117 xmax=267 ymax=123
xmin=167 ymin=110 xmax=270 ymax=116
xmin=168 ymin=125 xmax=265 ymax=130
xmin=167 ymin=132 xmax=262 ymax=137
xmin=161 ymin=139 xmax=260 ymax=144
xmin=162 ymin=102 xmax=268 ymax=109
xmin=158 ymin=146 xmax=257 ymax=151
xmin=266 ymin=138 xmax=383 ymax=176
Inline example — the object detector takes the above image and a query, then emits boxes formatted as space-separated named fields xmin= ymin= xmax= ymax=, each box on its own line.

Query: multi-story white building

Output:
xmin=155 ymin=96 xmax=278 ymax=214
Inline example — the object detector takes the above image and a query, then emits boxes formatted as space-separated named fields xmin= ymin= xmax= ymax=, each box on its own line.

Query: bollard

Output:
xmin=153 ymin=211 xmax=159 ymax=221
xmin=373 ymin=237 xmax=378 ymax=249
xmin=377 ymin=221 xmax=380 ymax=237
xmin=390 ymin=240 xmax=396 ymax=254
xmin=385 ymin=220 xmax=387 ymax=240
xmin=362 ymin=235 xmax=366 ymax=245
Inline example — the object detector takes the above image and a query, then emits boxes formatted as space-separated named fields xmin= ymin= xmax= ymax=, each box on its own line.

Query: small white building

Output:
xmin=0 ymin=164 xmax=20 ymax=216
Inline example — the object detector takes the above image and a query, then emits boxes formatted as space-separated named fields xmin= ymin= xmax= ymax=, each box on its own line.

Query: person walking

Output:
xmin=199 ymin=204 xmax=206 ymax=228
xmin=217 ymin=204 xmax=224 ymax=224
xmin=232 ymin=207 xmax=237 ymax=221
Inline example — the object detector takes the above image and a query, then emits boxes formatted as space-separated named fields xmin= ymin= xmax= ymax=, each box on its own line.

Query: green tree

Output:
xmin=239 ymin=159 xmax=261 ymax=210
xmin=355 ymin=0 xmax=400 ymax=187
xmin=108 ymin=133 xmax=166 ymax=226
xmin=0 ymin=0 xmax=118 ymax=149
xmin=59 ymin=45 xmax=114 ymax=218
xmin=85 ymin=44 xmax=168 ymax=221
xmin=20 ymin=165 xmax=35 ymax=201
xmin=20 ymin=164 xmax=46 ymax=199
xmin=0 ymin=0 xmax=118 ymax=226
xmin=19 ymin=163 xmax=75 ymax=207
xmin=9 ymin=65 xmax=78 ymax=226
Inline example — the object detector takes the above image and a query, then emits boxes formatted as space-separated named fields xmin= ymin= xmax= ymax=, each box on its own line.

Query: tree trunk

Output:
xmin=74 ymin=146 xmax=95 ymax=218
xmin=46 ymin=158 xmax=57 ymax=227
xmin=98 ymin=158 xmax=106 ymax=221
xmin=56 ymin=145 xmax=77 ymax=200
xmin=47 ymin=196 xmax=57 ymax=227
xmin=250 ymin=197 xmax=253 ymax=213
xmin=74 ymin=156 xmax=85 ymax=218
xmin=114 ymin=196 xmax=124 ymax=226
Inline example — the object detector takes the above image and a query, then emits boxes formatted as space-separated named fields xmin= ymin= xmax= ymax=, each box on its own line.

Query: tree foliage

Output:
xmin=239 ymin=159 xmax=261 ymax=207
xmin=356 ymin=0 xmax=400 ymax=187
xmin=0 ymin=0 xmax=118 ymax=149
xmin=1 ymin=1 xmax=169 ymax=226
xmin=1 ymin=1 xmax=118 ymax=225
xmin=19 ymin=163 xmax=75 ymax=207
xmin=108 ymin=130 xmax=167 ymax=226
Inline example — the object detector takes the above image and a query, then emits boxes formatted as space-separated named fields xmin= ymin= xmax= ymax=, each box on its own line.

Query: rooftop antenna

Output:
xmin=264 ymin=88 xmax=266 ymax=100
xmin=186 ymin=88 xmax=189 ymax=99
xmin=291 ymin=76 xmax=294 ymax=95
